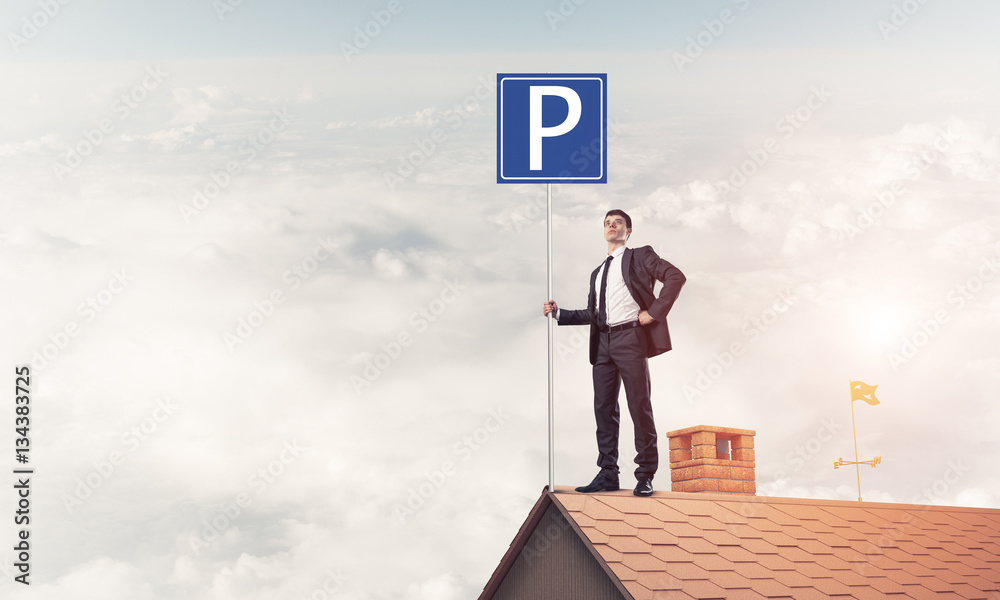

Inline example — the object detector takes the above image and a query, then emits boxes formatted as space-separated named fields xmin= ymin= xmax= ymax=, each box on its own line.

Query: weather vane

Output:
xmin=834 ymin=380 xmax=882 ymax=502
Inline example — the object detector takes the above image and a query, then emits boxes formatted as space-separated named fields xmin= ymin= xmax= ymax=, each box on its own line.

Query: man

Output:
xmin=543 ymin=209 xmax=685 ymax=496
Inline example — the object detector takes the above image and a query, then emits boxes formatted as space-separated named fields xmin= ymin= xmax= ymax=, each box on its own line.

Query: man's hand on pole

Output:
xmin=543 ymin=300 xmax=558 ymax=317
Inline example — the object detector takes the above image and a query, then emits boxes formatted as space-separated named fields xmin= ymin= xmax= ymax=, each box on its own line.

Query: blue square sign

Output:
xmin=497 ymin=73 xmax=607 ymax=184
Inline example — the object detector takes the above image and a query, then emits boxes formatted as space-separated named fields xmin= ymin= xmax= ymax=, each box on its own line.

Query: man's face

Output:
xmin=604 ymin=215 xmax=630 ymax=243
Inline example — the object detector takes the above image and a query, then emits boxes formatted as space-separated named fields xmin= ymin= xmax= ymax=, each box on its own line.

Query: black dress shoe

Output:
xmin=634 ymin=477 xmax=653 ymax=497
xmin=575 ymin=473 xmax=620 ymax=493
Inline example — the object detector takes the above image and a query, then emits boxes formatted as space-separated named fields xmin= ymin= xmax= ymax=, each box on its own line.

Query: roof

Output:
xmin=479 ymin=486 xmax=1000 ymax=600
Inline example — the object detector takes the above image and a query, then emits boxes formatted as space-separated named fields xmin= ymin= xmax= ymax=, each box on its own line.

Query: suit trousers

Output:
xmin=592 ymin=325 xmax=658 ymax=480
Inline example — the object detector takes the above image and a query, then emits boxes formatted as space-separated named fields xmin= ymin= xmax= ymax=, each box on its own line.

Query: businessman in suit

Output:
xmin=543 ymin=209 xmax=685 ymax=496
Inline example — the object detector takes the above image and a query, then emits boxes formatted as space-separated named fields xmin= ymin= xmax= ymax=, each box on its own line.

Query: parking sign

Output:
xmin=496 ymin=73 xmax=607 ymax=184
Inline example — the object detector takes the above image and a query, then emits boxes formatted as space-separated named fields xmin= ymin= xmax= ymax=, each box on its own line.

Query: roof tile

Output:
xmin=965 ymin=573 xmax=1000 ymax=591
xmin=687 ymin=515 xmax=728 ymax=531
xmin=700 ymin=529 xmax=744 ymax=546
xmin=606 ymin=535 xmax=652 ymax=554
xmin=663 ymin=561 xmax=711 ymax=581
xmin=650 ymin=544 xmax=694 ymax=563
xmin=580 ymin=496 xmax=624 ymax=520
xmin=626 ymin=552 xmax=668 ymax=573
xmin=737 ymin=537 xmax=781 ymax=555
xmin=678 ymin=578 xmax=729 ymax=598
xmin=581 ymin=526 xmax=610 ymax=544
xmin=723 ymin=523 xmax=766 ymax=539
xmin=796 ymin=538 xmax=834 ymax=556
xmin=788 ymin=561 xmax=835 ymax=579
xmin=738 ymin=576 xmax=795 ymax=598
xmin=865 ymin=575 xmax=908 ymax=594
xmin=650 ymin=591 xmax=697 ymax=600
xmin=636 ymin=529 xmax=680 ymax=545
xmin=675 ymin=536 xmax=719 ymax=555
xmin=809 ymin=576 xmax=854 ymax=596
xmin=713 ymin=571 xmax=755 ymax=590
xmin=771 ymin=570 xmax=814 ymax=588
xmin=644 ymin=502 xmax=690 ymax=523
xmin=776 ymin=586 xmax=830 ymax=600
xmin=635 ymin=571 xmax=684 ymax=591
xmin=715 ymin=545 xmax=757 ymax=564
xmin=718 ymin=588 xmax=768 ymax=600
xmin=592 ymin=542 xmax=623 ymax=563
xmin=949 ymin=582 xmax=992 ymax=598
xmin=686 ymin=553 xmax=734 ymax=573
xmin=763 ymin=545 xmax=814 ymax=564
xmin=665 ymin=498 xmax=725 ymax=518
xmin=915 ymin=574 xmax=957 ymax=593
xmin=625 ymin=513 xmax=670 ymax=529
xmin=606 ymin=560 xmax=637 ymax=582
xmin=829 ymin=567 xmax=880 ymax=588
xmin=539 ymin=488 xmax=1000 ymax=600
xmin=594 ymin=519 xmax=640 ymax=537
xmin=730 ymin=561 xmax=775 ymax=580
xmin=881 ymin=568 xmax=925 ymax=587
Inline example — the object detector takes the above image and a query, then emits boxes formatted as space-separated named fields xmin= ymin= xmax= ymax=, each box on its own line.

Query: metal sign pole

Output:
xmin=546 ymin=182 xmax=554 ymax=492
xmin=496 ymin=72 xmax=606 ymax=493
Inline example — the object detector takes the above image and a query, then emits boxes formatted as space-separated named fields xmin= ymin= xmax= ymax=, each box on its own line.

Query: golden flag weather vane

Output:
xmin=834 ymin=380 xmax=882 ymax=502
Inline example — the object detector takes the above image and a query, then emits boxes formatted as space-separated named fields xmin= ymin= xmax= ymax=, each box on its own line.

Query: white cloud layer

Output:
xmin=1 ymin=20 xmax=999 ymax=600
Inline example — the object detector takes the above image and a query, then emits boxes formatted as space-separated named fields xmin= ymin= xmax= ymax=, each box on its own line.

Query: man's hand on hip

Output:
xmin=638 ymin=310 xmax=655 ymax=326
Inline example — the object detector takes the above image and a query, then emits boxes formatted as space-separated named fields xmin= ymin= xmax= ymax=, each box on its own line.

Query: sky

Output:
xmin=1 ymin=1 xmax=999 ymax=598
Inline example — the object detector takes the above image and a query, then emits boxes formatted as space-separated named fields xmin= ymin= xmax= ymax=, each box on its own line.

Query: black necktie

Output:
xmin=598 ymin=256 xmax=613 ymax=327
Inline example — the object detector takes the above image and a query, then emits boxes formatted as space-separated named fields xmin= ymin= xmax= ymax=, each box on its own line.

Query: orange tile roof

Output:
xmin=546 ymin=486 xmax=1000 ymax=599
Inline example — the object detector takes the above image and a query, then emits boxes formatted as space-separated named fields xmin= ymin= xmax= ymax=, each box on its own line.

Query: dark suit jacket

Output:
xmin=558 ymin=245 xmax=686 ymax=365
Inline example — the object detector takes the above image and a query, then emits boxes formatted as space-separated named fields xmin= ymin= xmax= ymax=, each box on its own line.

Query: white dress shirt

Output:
xmin=594 ymin=246 xmax=640 ymax=327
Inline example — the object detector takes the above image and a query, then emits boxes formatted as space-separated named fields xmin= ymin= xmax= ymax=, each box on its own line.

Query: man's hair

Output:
xmin=605 ymin=209 xmax=632 ymax=230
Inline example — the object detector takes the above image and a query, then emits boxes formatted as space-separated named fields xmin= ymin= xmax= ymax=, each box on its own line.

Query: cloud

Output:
xmin=0 ymin=134 xmax=64 ymax=158
xmin=169 ymin=86 xmax=244 ymax=125
xmin=21 ymin=557 xmax=157 ymax=600
xmin=2 ymin=47 xmax=999 ymax=600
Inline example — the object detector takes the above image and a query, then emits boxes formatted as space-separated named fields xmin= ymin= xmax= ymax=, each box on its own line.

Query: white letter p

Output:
xmin=529 ymin=86 xmax=581 ymax=170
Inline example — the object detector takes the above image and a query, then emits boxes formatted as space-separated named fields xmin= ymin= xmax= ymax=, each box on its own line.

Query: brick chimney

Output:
xmin=666 ymin=425 xmax=756 ymax=495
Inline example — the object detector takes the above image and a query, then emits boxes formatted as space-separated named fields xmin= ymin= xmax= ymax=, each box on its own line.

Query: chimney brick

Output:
xmin=665 ymin=425 xmax=757 ymax=496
